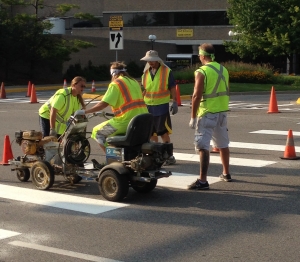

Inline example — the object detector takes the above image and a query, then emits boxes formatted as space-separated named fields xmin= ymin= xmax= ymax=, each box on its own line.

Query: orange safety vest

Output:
xmin=112 ymin=78 xmax=146 ymax=117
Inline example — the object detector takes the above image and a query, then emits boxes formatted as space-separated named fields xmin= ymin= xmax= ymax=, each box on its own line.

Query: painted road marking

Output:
xmin=213 ymin=141 xmax=300 ymax=152
xmin=9 ymin=241 xmax=123 ymax=262
xmin=0 ymin=229 xmax=21 ymax=240
xmin=158 ymin=172 xmax=220 ymax=189
xmin=250 ymin=130 xmax=300 ymax=136
xmin=0 ymin=184 xmax=128 ymax=215
xmin=174 ymin=152 xmax=276 ymax=167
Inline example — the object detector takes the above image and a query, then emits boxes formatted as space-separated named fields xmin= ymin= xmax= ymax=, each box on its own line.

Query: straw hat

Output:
xmin=140 ymin=50 xmax=163 ymax=62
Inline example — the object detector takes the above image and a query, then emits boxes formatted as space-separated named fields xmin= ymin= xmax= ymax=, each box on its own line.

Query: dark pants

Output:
xmin=39 ymin=116 xmax=50 ymax=138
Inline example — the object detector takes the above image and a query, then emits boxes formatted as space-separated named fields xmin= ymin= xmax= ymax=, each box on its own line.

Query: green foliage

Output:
xmin=125 ymin=61 xmax=144 ymax=78
xmin=0 ymin=0 xmax=95 ymax=81
xmin=64 ymin=61 xmax=111 ymax=82
xmin=225 ymin=0 xmax=300 ymax=69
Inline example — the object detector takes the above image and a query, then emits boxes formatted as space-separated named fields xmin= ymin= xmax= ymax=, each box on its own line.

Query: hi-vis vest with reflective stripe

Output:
xmin=111 ymin=78 xmax=147 ymax=117
xmin=195 ymin=62 xmax=229 ymax=117
xmin=39 ymin=87 xmax=81 ymax=134
xmin=142 ymin=65 xmax=171 ymax=105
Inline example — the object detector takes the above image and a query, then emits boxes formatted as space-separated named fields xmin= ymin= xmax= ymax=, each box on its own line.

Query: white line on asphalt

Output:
xmin=0 ymin=229 xmax=21 ymax=240
xmin=173 ymin=152 xmax=276 ymax=167
xmin=158 ymin=172 xmax=220 ymax=189
xmin=250 ymin=130 xmax=300 ymax=136
xmin=0 ymin=184 xmax=128 ymax=215
xmin=9 ymin=241 xmax=123 ymax=262
xmin=225 ymin=141 xmax=299 ymax=152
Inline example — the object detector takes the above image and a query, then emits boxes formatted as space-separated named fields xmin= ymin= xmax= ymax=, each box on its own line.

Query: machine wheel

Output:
xmin=131 ymin=179 xmax=157 ymax=193
xmin=16 ymin=168 xmax=30 ymax=182
xmin=31 ymin=161 xmax=55 ymax=190
xmin=98 ymin=169 xmax=129 ymax=202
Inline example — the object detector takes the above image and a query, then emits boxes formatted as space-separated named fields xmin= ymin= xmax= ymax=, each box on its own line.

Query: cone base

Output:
xmin=280 ymin=156 xmax=300 ymax=160
xmin=267 ymin=111 xmax=280 ymax=114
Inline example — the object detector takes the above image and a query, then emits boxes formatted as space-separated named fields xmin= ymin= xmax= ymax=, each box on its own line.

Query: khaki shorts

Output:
xmin=194 ymin=112 xmax=229 ymax=151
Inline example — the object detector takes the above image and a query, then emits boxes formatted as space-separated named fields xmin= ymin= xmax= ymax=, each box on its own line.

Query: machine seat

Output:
xmin=106 ymin=113 xmax=153 ymax=147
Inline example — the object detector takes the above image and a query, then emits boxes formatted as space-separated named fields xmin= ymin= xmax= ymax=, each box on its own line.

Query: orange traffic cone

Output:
xmin=210 ymin=147 xmax=220 ymax=153
xmin=26 ymin=81 xmax=31 ymax=97
xmin=0 ymin=82 xmax=7 ymax=99
xmin=63 ymin=79 xmax=67 ymax=88
xmin=30 ymin=84 xmax=38 ymax=103
xmin=0 ymin=135 xmax=14 ymax=165
xmin=91 ymin=80 xmax=96 ymax=92
xmin=176 ymin=84 xmax=182 ymax=106
xmin=280 ymin=129 xmax=300 ymax=160
xmin=267 ymin=86 xmax=280 ymax=113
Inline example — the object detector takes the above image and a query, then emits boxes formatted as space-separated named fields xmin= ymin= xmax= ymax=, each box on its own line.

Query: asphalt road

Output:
xmin=0 ymin=91 xmax=300 ymax=262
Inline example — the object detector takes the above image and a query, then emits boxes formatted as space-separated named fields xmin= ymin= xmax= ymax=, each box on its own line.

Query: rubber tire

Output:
xmin=131 ymin=179 xmax=157 ymax=193
xmin=16 ymin=168 xmax=30 ymax=182
xmin=31 ymin=161 xmax=55 ymax=190
xmin=98 ymin=169 xmax=129 ymax=202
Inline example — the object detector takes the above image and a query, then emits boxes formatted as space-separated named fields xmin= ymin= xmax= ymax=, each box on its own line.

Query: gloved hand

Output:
xmin=49 ymin=128 xmax=57 ymax=137
xmin=189 ymin=118 xmax=197 ymax=129
xmin=74 ymin=109 xmax=85 ymax=117
xmin=170 ymin=101 xmax=178 ymax=115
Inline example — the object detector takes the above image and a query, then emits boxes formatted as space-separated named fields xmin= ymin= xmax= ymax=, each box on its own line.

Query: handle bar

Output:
xmin=87 ymin=111 xmax=114 ymax=119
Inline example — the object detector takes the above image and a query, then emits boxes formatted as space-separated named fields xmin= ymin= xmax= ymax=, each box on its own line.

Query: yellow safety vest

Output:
xmin=142 ymin=65 xmax=171 ymax=105
xmin=195 ymin=62 xmax=229 ymax=117
xmin=39 ymin=87 xmax=81 ymax=134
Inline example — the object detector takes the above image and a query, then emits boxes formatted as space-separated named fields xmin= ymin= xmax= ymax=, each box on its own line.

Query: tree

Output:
xmin=0 ymin=0 xmax=95 ymax=81
xmin=226 ymin=0 xmax=300 ymax=73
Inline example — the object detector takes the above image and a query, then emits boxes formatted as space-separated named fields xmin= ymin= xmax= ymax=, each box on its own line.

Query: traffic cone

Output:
xmin=0 ymin=82 xmax=6 ymax=99
xmin=63 ymin=79 xmax=67 ymax=88
xmin=26 ymin=81 xmax=31 ymax=97
xmin=267 ymin=86 xmax=280 ymax=113
xmin=30 ymin=84 xmax=38 ymax=103
xmin=176 ymin=84 xmax=182 ymax=106
xmin=210 ymin=147 xmax=220 ymax=153
xmin=0 ymin=135 xmax=14 ymax=165
xmin=280 ymin=129 xmax=300 ymax=160
xmin=91 ymin=80 xmax=96 ymax=92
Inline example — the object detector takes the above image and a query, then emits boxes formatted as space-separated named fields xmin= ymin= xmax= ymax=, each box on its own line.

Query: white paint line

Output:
xmin=9 ymin=241 xmax=123 ymax=262
xmin=0 ymin=185 xmax=128 ymax=215
xmin=158 ymin=172 xmax=220 ymax=190
xmin=223 ymin=141 xmax=298 ymax=152
xmin=173 ymin=152 xmax=276 ymax=167
xmin=250 ymin=130 xmax=300 ymax=136
xmin=0 ymin=229 xmax=21 ymax=240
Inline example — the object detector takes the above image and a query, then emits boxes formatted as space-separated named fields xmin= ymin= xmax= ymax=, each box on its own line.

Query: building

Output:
xmin=12 ymin=0 xmax=235 ymax=72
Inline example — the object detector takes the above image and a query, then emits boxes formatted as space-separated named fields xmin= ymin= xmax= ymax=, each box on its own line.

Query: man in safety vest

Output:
xmin=39 ymin=76 xmax=86 ymax=138
xmin=140 ymin=50 xmax=178 ymax=165
xmin=188 ymin=43 xmax=231 ymax=190
xmin=77 ymin=61 xmax=148 ymax=153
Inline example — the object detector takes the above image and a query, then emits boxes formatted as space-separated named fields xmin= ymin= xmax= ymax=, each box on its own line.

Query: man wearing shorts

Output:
xmin=140 ymin=50 xmax=178 ymax=165
xmin=188 ymin=43 xmax=231 ymax=190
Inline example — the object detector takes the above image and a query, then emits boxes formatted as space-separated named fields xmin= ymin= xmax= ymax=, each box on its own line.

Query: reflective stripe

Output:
xmin=144 ymin=90 xmax=170 ymax=99
xmin=202 ymin=64 xmax=229 ymax=99
xmin=112 ymin=79 xmax=146 ymax=117
xmin=45 ymin=88 xmax=72 ymax=132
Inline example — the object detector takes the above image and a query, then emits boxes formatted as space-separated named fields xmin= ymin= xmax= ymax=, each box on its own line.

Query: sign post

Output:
xmin=109 ymin=15 xmax=124 ymax=60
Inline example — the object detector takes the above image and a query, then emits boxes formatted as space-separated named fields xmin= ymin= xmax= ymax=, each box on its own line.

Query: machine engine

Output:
xmin=130 ymin=142 xmax=173 ymax=172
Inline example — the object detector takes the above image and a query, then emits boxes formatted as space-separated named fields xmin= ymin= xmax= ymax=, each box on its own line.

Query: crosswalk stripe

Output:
xmin=0 ymin=229 xmax=21 ymax=240
xmin=0 ymin=184 xmax=128 ymax=214
xmin=158 ymin=172 xmax=220 ymax=190
xmin=173 ymin=152 xmax=276 ymax=167
xmin=250 ymin=130 xmax=300 ymax=136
